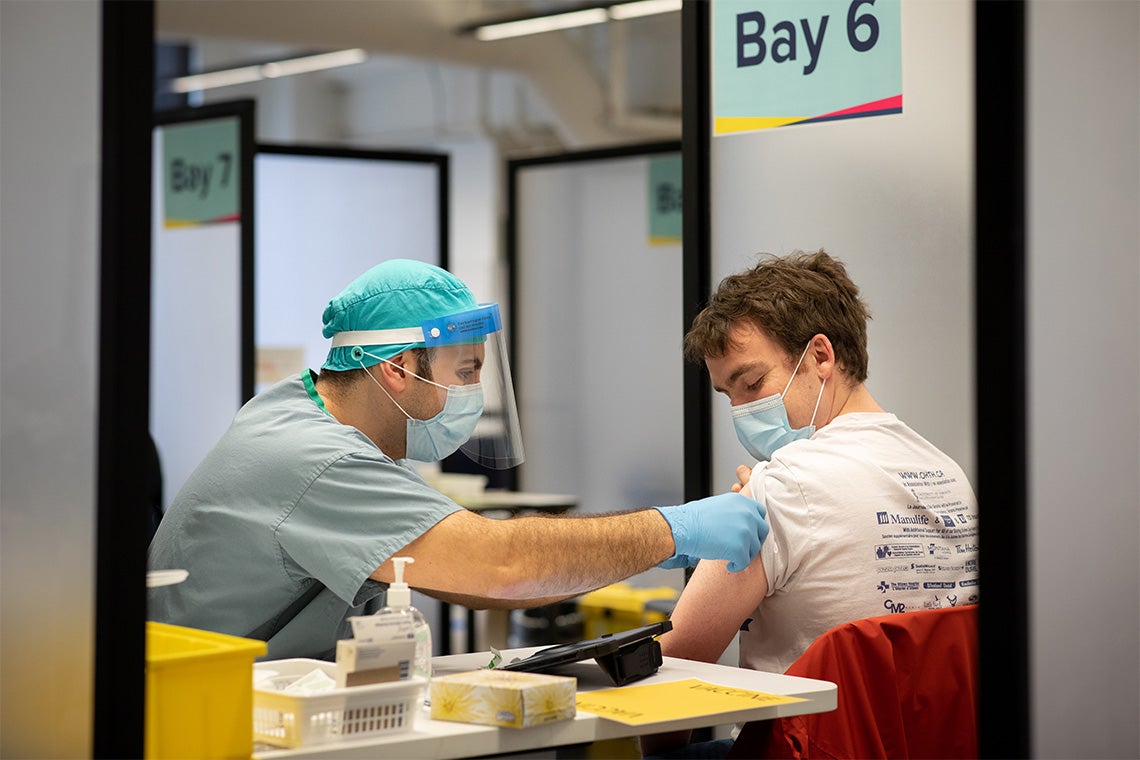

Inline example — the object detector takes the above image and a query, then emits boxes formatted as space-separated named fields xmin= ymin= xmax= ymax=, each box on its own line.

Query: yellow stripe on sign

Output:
xmin=714 ymin=116 xmax=806 ymax=133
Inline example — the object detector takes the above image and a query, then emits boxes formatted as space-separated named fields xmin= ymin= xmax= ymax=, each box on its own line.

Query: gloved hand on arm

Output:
xmin=654 ymin=492 xmax=769 ymax=572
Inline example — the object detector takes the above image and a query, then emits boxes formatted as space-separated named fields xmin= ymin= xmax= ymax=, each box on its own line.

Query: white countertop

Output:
xmin=255 ymin=646 xmax=836 ymax=759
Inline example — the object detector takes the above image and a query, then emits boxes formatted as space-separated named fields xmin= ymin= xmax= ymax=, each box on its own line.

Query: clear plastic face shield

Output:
xmin=331 ymin=303 xmax=525 ymax=469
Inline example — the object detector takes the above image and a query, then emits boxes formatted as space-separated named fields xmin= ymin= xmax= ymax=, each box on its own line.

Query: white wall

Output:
xmin=709 ymin=0 xmax=975 ymax=490
xmin=0 ymin=1 xmax=100 ymax=755
xmin=1027 ymin=2 xmax=1140 ymax=757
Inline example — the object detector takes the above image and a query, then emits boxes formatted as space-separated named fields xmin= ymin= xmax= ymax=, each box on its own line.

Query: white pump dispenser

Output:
xmin=387 ymin=556 xmax=413 ymax=607
xmin=376 ymin=556 xmax=432 ymax=680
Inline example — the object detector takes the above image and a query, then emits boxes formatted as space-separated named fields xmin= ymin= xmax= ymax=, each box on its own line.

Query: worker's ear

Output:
xmin=808 ymin=334 xmax=836 ymax=380
xmin=374 ymin=352 xmax=412 ymax=390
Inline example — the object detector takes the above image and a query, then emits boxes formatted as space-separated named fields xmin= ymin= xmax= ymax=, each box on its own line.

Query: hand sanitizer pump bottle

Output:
xmin=379 ymin=556 xmax=432 ymax=680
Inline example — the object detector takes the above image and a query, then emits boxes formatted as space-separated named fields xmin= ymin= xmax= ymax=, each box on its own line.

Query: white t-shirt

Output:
xmin=739 ymin=412 xmax=979 ymax=675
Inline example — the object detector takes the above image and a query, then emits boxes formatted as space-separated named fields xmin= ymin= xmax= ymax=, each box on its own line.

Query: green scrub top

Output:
xmin=148 ymin=371 xmax=462 ymax=660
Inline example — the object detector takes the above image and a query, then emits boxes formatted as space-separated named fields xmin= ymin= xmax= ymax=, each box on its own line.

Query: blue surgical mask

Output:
xmin=361 ymin=354 xmax=484 ymax=462
xmin=403 ymin=383 xmax=484 ymax=462
xmin=731 ymin=343 xmax=825 ymax=462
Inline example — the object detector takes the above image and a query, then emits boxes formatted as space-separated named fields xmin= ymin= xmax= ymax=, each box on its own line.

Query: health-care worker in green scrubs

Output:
xmin=149 ymin=259 xmax=769 ymax=660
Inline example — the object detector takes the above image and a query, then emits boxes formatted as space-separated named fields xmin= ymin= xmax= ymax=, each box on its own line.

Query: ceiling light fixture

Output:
xmin=168 ymin=66 xmax=263 ymax=94
xmin=463 ymin=0 xmax=682 ymax=42
xmin=475 ymin=8 xmax=608 ymax=41
xmin=262 ymin=48 xmax=367 ymax=78
xmin=167 ymin=48 xmax=367 ymax=94
xmin=608 ymin=0 xmax=683 ymax=21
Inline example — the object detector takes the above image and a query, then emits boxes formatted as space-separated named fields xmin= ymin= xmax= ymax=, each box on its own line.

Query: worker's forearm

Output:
xmin=373 ymin=508 xmax=676 ymax=600
xmin=488 ymin=510 xmax=674 ymax=599
xmin=419 ymin=588 xmax=578 ymax=610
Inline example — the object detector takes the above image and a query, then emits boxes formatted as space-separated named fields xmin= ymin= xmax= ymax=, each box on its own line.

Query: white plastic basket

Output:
xmin=253 ymin=658 xmax=425 ymax=748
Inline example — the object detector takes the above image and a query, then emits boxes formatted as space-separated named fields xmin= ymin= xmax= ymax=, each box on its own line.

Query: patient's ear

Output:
xmin=809 ymin=333 xmax=836 ymax=379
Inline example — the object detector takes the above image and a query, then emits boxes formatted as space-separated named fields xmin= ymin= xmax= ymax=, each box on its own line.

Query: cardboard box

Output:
xmin=334 ymin=638 xmax=415 ymax=687
xmin=429 ymin=669 xmax=576 ymax=728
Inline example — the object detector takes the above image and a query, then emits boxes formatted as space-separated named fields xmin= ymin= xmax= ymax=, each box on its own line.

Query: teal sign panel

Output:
xmin=162 ymin=117 xmax=240 ymax=227
xmin=648 ymin=154 xmax=683 ymax=244
xmin=712 ymin=0 xmax=902 ymax=134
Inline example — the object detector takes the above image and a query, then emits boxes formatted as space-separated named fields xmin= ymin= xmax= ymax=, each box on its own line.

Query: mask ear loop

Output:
xmin=781 ymin=343 xmax=814 ymax=398
xmin=784 ymin=341 xmax=827 ymax=428
xmin=355 ymin=349 xmax=414 ymax=420
xmin=359 ymin=348 xmax=448 ymax=391
xmin=808 ymin=378 xmax=826 ymax=428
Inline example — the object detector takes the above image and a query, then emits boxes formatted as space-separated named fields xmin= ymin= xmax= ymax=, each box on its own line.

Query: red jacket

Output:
xmin=728 ymin=605 xmax=979 ymax=759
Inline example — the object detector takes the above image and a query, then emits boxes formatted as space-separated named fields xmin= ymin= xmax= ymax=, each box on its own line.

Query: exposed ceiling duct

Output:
xmin=154 ymin=0 xmax=681 ymax=152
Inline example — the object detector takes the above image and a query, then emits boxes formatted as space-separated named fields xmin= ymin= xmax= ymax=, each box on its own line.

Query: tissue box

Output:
xmin=430 ymin=669 xmax=576 ymax=728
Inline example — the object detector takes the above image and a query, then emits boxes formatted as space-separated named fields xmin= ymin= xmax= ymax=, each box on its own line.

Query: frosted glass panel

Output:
xmin=151 ymin=121 xmax=243 ymax=512
xmin=255 ymin=152 xmax=441 ymax=384
xmin=514 ymin=154 xmax=684 ymax=516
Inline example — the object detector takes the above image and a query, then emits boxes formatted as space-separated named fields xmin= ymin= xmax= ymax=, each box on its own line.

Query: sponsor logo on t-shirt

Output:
xmin=876 ymin=543 xmax=923 ymax=559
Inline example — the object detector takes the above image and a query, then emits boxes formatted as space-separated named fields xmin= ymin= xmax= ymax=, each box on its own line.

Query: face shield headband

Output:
xmin=331 ymin=303 xmax=525 ymax=469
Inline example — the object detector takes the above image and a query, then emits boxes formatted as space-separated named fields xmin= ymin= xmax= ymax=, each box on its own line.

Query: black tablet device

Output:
xmin=500 ymin=620 xmax=672 ymax=686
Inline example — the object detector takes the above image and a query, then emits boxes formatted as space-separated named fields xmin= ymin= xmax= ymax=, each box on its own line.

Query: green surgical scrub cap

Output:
xmin=321 ymin=259 xmax=477 ymax=371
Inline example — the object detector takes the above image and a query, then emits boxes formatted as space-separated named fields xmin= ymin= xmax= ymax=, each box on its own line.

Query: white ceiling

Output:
xmin=155 ymin=0 xmax=683 ymax=150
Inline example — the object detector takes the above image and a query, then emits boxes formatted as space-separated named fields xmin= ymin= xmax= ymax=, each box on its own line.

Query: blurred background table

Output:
xmin=441 ymin=491 xmax=579 ymax=654
xmin=459 ymin=489 xmax=578 ymax=515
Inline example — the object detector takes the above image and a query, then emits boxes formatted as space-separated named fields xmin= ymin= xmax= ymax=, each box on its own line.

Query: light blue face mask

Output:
xmin=731 ymin=343 xmax=826 ymax=462
xmin=360 ymin=352 xmax=485 ymax=462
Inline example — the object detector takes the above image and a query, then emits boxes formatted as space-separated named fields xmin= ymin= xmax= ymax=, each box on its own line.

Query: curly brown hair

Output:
xmin=683 ymin=250 xmax=872 ymax=382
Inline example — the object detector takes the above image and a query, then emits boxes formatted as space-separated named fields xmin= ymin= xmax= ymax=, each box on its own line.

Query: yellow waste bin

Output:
xmin=577 ymin=583 xmax=678 ymax=639
xmin=146 ymin=622 xmax=267 ymax=759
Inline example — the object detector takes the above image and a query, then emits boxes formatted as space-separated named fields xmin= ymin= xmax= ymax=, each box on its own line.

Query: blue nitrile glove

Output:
xmin=654 ymin=493 xmax=769 ymax=572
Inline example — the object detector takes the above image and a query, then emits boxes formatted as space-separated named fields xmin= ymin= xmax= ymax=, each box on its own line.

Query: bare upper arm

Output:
xmin=659 ymin=550 xmax=770 ymax=664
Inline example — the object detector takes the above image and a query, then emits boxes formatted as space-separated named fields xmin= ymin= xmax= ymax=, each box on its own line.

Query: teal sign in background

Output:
xmin=713 ymin=0 xmax=902 ymax=128
xmin=648 ymin=154 xmax=683 ymax=243
xmin=162 ymin=117 xmax=240 ymax=226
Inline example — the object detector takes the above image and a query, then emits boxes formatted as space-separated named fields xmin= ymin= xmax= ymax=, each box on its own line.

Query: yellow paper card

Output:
xmin=575 ymin=678 xmax=805 ymax=726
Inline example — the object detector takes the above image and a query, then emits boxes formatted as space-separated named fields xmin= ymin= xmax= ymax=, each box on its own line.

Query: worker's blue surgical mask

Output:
xmin=361 ymin=354 xmax=484 ymax=462
xmin=731 ymin=343 xmax=825 ymax=462
xmin=402 ymin=383 xmax=484 ymax=462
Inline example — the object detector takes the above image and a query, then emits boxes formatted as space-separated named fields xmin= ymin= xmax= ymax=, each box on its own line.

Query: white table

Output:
xmin=255 ymin=648 xmax=837 ymax=759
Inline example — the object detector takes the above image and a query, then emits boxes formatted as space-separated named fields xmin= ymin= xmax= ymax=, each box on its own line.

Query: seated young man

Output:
xmin=643 ymin=250 xmax=979 ymax=757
